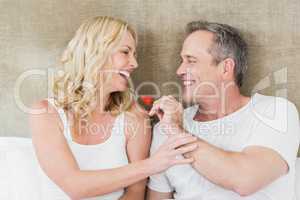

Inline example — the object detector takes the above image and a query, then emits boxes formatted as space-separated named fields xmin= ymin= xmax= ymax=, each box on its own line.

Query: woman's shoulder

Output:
xmin=29 ymin=99 xmax=64 ymax=134
xmin=30 ymin=99 xmax=53 ymax=111
xmin=30 ymin=99 xmax=63 ymax=118
xmin=125 ymin=101 xmax=149 ymax=123
xmin=123 ymin=101 xmax=151 ymax=141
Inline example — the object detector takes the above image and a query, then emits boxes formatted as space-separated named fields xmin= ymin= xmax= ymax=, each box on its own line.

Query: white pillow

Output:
xmin=296 ymin=158 xmax=300 ymax=199
xmin=0 ymin=137 xmax=68 ymax=200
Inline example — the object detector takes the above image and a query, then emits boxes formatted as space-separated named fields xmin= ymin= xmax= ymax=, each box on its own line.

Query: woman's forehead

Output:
xmin=120 ymin=31 xmax=136 ymax=47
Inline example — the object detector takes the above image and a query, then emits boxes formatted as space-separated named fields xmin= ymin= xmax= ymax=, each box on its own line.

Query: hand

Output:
xmin=149 ymin=95 xmax=184 ymax=128
xmin=147 ymin=133 xmax=198 ymax=174
xmin=183 ymin=138 xmax=206 ymax=159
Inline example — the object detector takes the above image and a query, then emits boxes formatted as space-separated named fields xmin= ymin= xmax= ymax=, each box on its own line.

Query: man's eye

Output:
xmin=122 ymin=51 xmax=129 ymax=55
xmin=188 ymin=60 xmax=196 ymax=63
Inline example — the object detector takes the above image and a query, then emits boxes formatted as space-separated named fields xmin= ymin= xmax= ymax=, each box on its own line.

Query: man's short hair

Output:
xmin=186 ymin=21 xmax=248 ymax=88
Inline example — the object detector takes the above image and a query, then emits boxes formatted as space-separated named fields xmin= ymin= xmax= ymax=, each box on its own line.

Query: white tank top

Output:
xmin=47 ymin=98 xmax=129 ymax=200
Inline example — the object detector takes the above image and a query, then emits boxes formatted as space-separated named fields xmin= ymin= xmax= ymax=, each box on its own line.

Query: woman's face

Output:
xmin=103 ymin=31 xmax=138 ymax=93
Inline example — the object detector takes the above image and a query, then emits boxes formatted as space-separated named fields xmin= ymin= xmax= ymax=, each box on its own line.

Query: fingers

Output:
xmin=167 ymin=95 xmax=177 ymax=101
xmin=171 ymin=143 xmax=198 ymax=156
xmin=168 ymin=135 xmax=197 ymax=149
xmin=151 ymin=133 xmax=198 ymax=171
xmin=163 ymin=133 xmax=191 ymax=145
xmin=149 ymin=108 xmax=163 ymax=120
xmin=166 ymin=135 xmax=198 ymax=166
xmin=173 ymin=157 xmax=194 ymax=165
xmin=149 ymin=99 xmax=162 ymax=119
xmin=170 ymin=144 xmax=197 ymax=166
xmin=149 ymin=95 xmax=179 ymax=116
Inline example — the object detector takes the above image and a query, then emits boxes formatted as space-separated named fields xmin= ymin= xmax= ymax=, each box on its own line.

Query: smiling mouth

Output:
xmin=119 ymin=70 xmax=130 ymax=80
xmin=183 ymin=80 xmax=195 ymax=86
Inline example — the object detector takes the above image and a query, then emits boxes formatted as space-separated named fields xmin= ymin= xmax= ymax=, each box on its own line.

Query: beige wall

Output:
xmin=0 ymin=0 xmax=299 ymax=154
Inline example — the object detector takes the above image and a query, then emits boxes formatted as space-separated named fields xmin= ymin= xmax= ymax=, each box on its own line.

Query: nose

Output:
xmin=130 ymin=56 xmax=138 ymax=69
xmin=176 ymin=62 xmax=186 ymax=77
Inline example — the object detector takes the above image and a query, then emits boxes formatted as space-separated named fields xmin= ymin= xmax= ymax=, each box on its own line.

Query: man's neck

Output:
xmin=193 ymin=86 xmax=250 ymax=122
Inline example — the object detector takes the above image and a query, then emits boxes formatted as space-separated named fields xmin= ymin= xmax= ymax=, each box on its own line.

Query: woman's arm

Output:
xmin=30 ymin=100 xmax=152 ymax=199
xmin=30 ymin=100 xmax=196 ymax=199
xmin=146 ymin=188 xmax=173 ymax=200
xmin=119 ymin=104 xmax=152 ymax=200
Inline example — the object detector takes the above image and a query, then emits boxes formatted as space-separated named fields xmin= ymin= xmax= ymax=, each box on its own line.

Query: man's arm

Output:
xmin=184 ymin=99 xmax=300 ymax=196
xmin=185 ymin=139 xmax=288 ymax=196
xmin=149 ymin=95 xmax=299 ymax=197
xmin=146 ymin=188 xmax=173 ymax=200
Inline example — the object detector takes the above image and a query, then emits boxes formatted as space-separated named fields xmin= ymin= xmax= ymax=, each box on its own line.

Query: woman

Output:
xmin=29 ymin=16 xmax=197 ymax=200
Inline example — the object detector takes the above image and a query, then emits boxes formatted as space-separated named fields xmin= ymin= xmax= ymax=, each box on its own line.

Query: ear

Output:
xmin=220 ymin=58 xmax=235 ymax=79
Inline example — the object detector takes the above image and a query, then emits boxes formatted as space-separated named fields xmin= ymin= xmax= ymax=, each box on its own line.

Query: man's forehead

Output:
xmin=180 ymin=44 xmax=209 ymax=57
xmin=181 ymin=31 xmax=214 ymax=56
xmin=186 ymin=30 xmax=214 ymax=41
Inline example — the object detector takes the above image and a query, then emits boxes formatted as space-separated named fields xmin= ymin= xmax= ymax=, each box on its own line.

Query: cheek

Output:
xmin=108 ymin=75 xmax=126 ymax=91
xmin=198 ymin=67 xmax=220 ymax=82
xmin=111 ymin=54 xmax=128 ymax=69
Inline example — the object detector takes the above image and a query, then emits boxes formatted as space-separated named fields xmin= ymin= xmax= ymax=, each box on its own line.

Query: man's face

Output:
xmin=177 ymin=30 xmax=223 ymax=104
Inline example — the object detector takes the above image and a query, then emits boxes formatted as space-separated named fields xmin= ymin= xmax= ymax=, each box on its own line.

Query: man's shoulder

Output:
xmin=251 ymin=93 xmax=298 ymax=114
xmin=183 ymin=105 xmax=198 ymax=119
xmin=250 ymin=93 xmax=299 ymax=133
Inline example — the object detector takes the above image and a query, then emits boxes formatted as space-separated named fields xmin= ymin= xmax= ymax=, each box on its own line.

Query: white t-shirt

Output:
xmin=148 ymin=93 xmax=300 ymax=200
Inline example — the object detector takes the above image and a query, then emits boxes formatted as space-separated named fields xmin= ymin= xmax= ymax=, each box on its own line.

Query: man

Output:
xmin=146 ymin=21 xmax=300 ymax=200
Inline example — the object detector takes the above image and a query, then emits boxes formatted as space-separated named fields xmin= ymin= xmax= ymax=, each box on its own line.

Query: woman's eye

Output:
xmin=122 ymin=50 xmax=129 ymax=55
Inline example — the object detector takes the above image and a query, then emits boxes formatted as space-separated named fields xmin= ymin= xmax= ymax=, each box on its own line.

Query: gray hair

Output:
xmin=186 ymin=21 xmax=248 ymax=88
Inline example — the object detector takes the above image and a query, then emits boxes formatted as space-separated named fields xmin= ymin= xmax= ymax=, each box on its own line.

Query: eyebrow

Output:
xmin=123 ymin=45 xmax=133 ymax=50
xmin=182 ymin=54 xmax=197 ymax=60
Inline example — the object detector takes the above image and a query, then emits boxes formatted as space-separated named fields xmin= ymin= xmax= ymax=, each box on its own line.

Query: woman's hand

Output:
xmin=149 ymin=95 xmax=184 ymax=129
xmin=146 ymin=133 xmax=198 ymax=174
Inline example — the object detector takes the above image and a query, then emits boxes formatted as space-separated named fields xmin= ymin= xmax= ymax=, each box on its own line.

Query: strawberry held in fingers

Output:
xmin=140 ymin=95 xmax=155 ymax=106
xmin=149 ymin=95 xmax=184 ymax=129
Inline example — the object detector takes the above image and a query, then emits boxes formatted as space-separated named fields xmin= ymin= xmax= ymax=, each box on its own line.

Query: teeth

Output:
xmin=183 ymin=80 xmax=194 ymax=86
xmin=119 ymin=71 xmax=130 ymax=78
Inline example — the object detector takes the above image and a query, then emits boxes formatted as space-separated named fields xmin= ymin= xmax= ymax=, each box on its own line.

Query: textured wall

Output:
xmin=0 ymin=0 xmax=299 ymax=154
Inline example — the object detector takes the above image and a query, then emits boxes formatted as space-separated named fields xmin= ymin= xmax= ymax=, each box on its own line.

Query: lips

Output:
xmin=118 ymin=70 xmax=130 ymax=79
xmin=182 ymin=80 xmax=195 ymax=86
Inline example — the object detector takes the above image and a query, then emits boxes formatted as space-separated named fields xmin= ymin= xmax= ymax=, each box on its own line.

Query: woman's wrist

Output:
xmin=126 ymin=158 xmax=153 ymax=178
xmin=139 ymin=157 xmax=156 ymax=176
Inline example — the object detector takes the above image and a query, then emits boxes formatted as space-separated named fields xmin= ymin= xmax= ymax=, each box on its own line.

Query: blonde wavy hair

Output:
xmin=52 ymin=16 xmax=137 ymax=120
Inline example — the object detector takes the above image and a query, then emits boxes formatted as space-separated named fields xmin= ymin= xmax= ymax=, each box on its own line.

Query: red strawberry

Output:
xmin=140 ymin=96 xmax=154 ymax=106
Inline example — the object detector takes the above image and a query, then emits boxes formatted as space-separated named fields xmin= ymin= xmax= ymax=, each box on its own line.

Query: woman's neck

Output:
xmin=93 ymin=90 xmax=111 ymax=115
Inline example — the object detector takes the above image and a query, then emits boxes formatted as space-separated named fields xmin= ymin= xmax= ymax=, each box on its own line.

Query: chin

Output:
xmin=120 ymin=85 xmax=129 ymax=91
xmin=182 ymin=87 xmax=194 ymax=103
xmin=183 ymin=92 xmax=194 ymax=105
xmin=112 ymin=85 xmax=128 ymax=92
